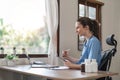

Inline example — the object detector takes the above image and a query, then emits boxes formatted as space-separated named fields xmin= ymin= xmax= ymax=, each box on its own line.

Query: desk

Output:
xmin=0 ymin=65 xmax=118 ymax=80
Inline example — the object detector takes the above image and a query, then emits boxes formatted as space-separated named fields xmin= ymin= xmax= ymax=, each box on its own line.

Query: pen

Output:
xmin=59 ymin=57 xmax=67 ymax=62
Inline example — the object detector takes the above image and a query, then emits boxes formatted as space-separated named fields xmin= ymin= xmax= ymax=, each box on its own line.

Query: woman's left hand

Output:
xmin=64 ymin=60 xmax=81 ymax=69
xmin=64 ymin=60 xmax=74 ymax=68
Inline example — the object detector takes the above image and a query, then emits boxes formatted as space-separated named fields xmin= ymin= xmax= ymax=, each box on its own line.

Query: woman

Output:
xmin=62 ymin=17 xmax=102 ymax=69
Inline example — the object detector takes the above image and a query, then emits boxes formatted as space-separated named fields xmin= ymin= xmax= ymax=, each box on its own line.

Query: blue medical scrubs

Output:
xmin=76 ymin=36 xmax=102 ymax=65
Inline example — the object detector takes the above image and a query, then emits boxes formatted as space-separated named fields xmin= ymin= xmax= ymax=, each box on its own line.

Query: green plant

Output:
xmin=5 ymin=54 xmax=18 ymax=60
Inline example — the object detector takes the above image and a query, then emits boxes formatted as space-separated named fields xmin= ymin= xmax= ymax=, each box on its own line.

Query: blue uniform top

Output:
xmin=76 ymin=36 xmax=102 ymax=65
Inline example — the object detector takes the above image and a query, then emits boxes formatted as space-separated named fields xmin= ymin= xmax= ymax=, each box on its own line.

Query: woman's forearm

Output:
xmin=66 ymin=56 xmax=79 ymax=63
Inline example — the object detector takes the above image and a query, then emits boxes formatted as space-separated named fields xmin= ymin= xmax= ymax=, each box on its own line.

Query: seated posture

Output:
xmin=62 ymin=17 xmax=102 ymax=69
xmin=97 ymin=34 xmax=117 ymax=80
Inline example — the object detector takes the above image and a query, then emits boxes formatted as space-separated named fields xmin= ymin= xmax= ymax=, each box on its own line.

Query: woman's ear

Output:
xmin=85 ymin=25 xmax=89 ymax=30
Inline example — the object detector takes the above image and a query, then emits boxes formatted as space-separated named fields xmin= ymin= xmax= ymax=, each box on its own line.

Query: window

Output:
xmin=0 ymin=0 xmax=52 ymax=58
xmin=78 ymin=0 xmax=104 ymax=51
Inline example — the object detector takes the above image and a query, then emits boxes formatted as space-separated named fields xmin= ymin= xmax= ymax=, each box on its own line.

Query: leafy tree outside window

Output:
xmin=0 ymin=0 xmax=49 ymax=55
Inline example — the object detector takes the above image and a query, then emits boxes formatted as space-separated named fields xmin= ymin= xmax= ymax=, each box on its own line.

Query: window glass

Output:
xmin=88 ymin=6 xmax=96 ymax=19
xmin=79 ymin=4 xmax=85 ymax=17
xmin=0 ymin=0 xmax=49 ymax=54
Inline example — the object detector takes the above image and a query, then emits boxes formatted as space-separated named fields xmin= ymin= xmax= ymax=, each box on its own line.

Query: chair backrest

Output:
xmin=98 ymin=34 xmax=117 ymax=71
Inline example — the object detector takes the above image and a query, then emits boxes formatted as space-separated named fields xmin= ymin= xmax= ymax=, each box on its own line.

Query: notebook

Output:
xmin=31 ymin=64 xmax=59 ymax=68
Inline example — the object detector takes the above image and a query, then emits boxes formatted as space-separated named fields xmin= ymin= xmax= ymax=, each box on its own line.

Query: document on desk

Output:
xmin=31 ymin=64 xmax=59 ymax=68
xmin=51 ymin=66 xmax=69 ymax=70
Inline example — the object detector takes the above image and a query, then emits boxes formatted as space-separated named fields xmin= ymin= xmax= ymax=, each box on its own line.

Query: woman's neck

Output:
xmin=85 ymin=32 xmax=93 ymax=40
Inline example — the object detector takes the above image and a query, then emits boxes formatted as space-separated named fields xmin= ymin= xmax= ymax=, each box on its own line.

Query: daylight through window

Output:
xmin=0 ymin=0 xmax=49 ymax=54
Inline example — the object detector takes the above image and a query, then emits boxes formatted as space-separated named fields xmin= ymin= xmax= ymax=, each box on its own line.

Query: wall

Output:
xmin=60 ymin=0 xmax=79 ymax=60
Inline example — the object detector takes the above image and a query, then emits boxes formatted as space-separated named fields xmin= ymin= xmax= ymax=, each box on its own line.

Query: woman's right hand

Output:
xmin=62 ymin=49 xmax=70 ymax=58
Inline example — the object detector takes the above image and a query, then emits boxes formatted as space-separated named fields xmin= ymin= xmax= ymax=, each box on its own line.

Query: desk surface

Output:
xmin=0 ymin=65 xmax=118 ymax=80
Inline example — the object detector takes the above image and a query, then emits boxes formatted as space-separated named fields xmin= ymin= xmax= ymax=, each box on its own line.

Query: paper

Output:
xmin=51 ymin=66 xmax=69 ymax=70
xmin=31 ymin=64 xmax=59 ymax=68
xmin=33 ymin=61 xmax=46 ymax=65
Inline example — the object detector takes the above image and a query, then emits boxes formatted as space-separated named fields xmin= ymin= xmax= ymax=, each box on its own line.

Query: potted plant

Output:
xmin=5 ymin=54 xmax=18 ymax=66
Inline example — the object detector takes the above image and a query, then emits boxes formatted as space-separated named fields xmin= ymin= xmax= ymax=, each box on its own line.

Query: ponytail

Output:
xmin=77 ymin=17 xmax=100 ymax=40
xmin=91 ymin=20 xmax=99 ymax=40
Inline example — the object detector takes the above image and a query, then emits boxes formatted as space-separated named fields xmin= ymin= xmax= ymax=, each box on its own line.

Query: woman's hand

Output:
xmin=64 ymin=60 xmax=81 ymax=69
xmin=64 ymin=60 xmax=73 ymax=68
xmin=62 ymin=49 xmax=70 ymax=58
xmin=64 ymin=60 xmax=76 ymax=69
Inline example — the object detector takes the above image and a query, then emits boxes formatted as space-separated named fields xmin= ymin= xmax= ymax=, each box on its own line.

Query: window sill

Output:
xmin=0 ymin=54 xmax=48 ymax=58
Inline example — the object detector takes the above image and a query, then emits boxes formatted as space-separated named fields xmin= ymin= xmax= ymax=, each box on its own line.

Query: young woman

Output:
xmin=62 ymin=17 xmax=102 ymax=69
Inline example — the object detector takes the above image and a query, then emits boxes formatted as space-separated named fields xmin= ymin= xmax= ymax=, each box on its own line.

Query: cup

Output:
xmin=81 ymin=63 xmax=85 ymax=72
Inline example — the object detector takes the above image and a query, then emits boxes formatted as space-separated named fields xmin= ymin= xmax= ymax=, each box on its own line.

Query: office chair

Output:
xmin=97 ymin=34 xmax=117 ymax=80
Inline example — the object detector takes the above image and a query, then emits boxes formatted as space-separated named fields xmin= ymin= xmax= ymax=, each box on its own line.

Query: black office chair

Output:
xmin=97 ymin=34 xmax=117 ymax=80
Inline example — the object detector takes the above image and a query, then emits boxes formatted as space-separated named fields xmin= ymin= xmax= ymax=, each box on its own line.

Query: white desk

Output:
xmin=0 ymin=65 xmax=118 ymax=80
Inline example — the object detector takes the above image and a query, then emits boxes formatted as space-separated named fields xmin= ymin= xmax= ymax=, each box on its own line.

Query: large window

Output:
xmin=0 ymin=0 xmax=50 ymax=57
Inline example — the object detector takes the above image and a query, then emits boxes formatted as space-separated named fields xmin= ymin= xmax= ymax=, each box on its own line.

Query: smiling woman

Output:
xmin=0 ymin=0 xmax=50 ymax=56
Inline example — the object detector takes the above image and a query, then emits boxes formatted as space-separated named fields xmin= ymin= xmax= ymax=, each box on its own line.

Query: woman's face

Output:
xmin=75 ymin=22 xmax=86 ymax=36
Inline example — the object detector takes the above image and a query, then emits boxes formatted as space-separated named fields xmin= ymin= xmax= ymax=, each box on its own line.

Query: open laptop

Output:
xmin=31 ymin=61 xmax=59 ymax=68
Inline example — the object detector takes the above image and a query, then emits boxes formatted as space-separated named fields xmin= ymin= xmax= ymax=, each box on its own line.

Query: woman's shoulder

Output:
xmin=90 ymin=36 xmax=100 ymax=44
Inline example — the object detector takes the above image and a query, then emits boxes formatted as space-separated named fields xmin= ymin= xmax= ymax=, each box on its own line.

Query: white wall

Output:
xmin=60 ymin=0 xmax=79 ymax=59
xmin=60 ymin=0 xmax=120 ymax=80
